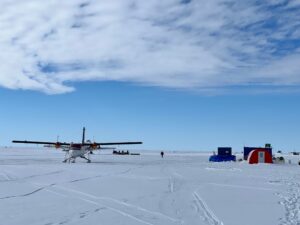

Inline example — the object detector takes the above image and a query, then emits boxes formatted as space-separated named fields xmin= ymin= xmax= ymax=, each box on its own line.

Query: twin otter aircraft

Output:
xmin=12 ymin=127 xmax=142 ymax=163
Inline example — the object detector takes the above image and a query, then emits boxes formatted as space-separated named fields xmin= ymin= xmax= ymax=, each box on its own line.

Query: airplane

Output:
xmin=12 ymin=127 xmax=142 ymax=163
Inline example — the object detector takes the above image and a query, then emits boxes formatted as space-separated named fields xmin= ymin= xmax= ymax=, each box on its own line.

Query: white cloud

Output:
xmin=0 ymin=0 xmax=299 ymax=94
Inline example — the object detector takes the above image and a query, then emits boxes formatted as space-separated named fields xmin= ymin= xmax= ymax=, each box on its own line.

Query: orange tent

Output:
xmin=248 ymin=148 xmax=273 ymax=164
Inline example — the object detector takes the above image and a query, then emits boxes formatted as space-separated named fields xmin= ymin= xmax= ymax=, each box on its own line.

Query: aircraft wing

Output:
xmin=83 ymin=142 xmax=142 ymax=150
xmin=92 ymin=142 xmax=142 ymax=146
xmin=12 ymin=140 xmax=70 ymax=146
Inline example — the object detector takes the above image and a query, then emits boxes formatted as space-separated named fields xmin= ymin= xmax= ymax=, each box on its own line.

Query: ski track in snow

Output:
xmin=0 ymin=170 xmax=64 ymax=182
xmin=0 ymin=167 xmax=138 ymax=200
xmin=46 ymin=185 xmax=181 ymax=225
xmin=193 ymin=192 xmax=224 ymax=225
xmin=0 ymin=171 xmax=13 ymax=181
xmin=0 ymin=183 xmax=56 ymax=200
xmin=278 ymin=176 xmax=300 ymax=225
xmin=207 ymin=182 xmax=276 ymax=191
xmin=68 ymin=167 xmax=134 ymax=183
xmin=168 ymin=177 xmax=175 ymax=193
xmin=41 ymin=206 xmax=106 ymax=225
xmin=1 ymin=165 xmax=181 ymax=225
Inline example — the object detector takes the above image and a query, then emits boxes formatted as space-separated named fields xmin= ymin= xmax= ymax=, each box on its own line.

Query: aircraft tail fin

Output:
xmin=82 ymin=127 xmax=85 ymax=145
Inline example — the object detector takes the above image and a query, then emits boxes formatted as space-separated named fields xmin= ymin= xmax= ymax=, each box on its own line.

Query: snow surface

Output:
xmin=0 ymin=148 xmax=299 ymax=225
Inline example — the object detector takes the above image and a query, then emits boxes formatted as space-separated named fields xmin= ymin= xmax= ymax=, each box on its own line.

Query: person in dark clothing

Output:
xmin=160 ymin=151 xmax=164 ymax=158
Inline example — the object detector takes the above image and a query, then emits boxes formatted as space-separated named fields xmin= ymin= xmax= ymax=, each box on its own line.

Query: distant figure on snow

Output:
xmin=160 ymin=151 xmax=164 ymax=158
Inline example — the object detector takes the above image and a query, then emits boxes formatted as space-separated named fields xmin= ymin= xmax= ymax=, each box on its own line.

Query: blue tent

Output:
xmin=209 ymin=155 xmax=236 ymax=162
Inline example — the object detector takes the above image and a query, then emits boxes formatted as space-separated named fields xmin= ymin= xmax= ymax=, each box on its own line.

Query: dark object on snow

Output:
xmin=274 ymin=156 xmax=285 ymax=164
xmin=113 ymin=150 xmax=129 ymax=155
xmin=130 ymin=153 xmax=140 ymax=155
xmin=160 ymin=151 xmax=164 ymax=158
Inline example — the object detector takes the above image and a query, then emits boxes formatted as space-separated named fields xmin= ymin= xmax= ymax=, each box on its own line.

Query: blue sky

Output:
xmin=1 ymin=82 xmax=300 ymax=152
xmin=0 ymin=0 xmax=300 ymax=151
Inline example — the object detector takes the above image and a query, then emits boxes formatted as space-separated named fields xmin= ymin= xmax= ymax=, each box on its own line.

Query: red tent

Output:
xmin=248 ymin=148 xmax=273 ymax=164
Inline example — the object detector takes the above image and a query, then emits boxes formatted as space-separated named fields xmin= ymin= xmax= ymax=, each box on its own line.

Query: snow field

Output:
xmin=0 ymin=148 xmax=299 ymax=225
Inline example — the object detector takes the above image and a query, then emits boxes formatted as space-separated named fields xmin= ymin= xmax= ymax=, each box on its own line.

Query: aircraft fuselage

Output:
xmin=63 ymin=144 xmax=91 ymax=163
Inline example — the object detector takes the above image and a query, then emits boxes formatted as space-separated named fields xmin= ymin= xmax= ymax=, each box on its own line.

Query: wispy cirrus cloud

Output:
xmin=0 ymin=0 xmax=299 ymax=94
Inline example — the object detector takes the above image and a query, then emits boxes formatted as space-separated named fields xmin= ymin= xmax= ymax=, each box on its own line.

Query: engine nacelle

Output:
xmin=55 ymin=142 xmax=61 ymax=149
xmin=92 ymin=143 xmax=98 ymax=149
